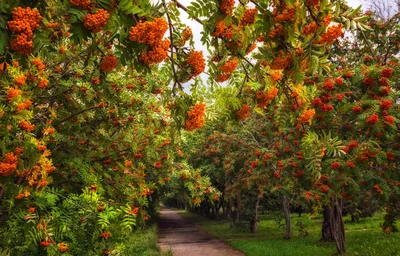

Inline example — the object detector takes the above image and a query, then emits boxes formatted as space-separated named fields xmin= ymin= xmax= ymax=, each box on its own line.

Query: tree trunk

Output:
xmin=283 ymin=196 xmax=291 ymax=239
xmin=0 ymin=187 xmax=6 ymax=226
xmin=234 ymin=197 xmax=240 ymax=225
xmin=321 ymin=196 xmax=346 ymax=254
xmin=250 ymin=196 xmax=260 ymax=233
xmin=330 ymin=195 xmax=346 ymax=254
xmin=216 ymin=204 xmax=221 ymax=219
xmin=222 ymin=202 xmax=227 ymax=219
xmin=14 ymin=176 xmax=25 ymax=185
xmin=297 ymin=205 xmax=302 ymax=217
xmin=0 ymin=186 xmax=4 ymax=202
xmin=322 ymin=205 xmax=333 ymax=241
xmin=211 ymin=204 xmax=216 ymax=219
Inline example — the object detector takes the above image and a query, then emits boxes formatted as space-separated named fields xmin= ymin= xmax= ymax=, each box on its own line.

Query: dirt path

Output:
xmin=158 ymin=208 xmax=244 ymax=256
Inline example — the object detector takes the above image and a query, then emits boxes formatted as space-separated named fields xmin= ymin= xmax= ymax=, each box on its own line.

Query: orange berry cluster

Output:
xmin=306 ymin=0 xmax=320 ymax=6
xmin=269 ymin=51 xmax=293 ymax=70
xmin=180 ymin=26 xmax=192 ymax=45
xmin=302 ymin=22 xmax=317 ymax=35
xmin=100 ymin=55 xmax=118 ymax=72
xmin=236 ymin=104 xmax=251 ymax=120
xmin=139 ymin=39 xmax=170 ymax=65
xmin=8 ymin=7 xmax=42 ymax=55
xmin=220 ymin=58 xmax=239 ymax=73
xmin=216 ymin=73 xmax=231 ymax=82
xmin=184 ymin=103 xmax=206 ymax=131
xmin=212 ymin=20 xmax=227 ymax=37
xmin=129 ymin=18 xmax=170 ymax=65
xmin=15 ymin=190 xmax=30 ymax=199
xmin=272 ymin=5 xmax=296 ymax=23
xmin=14 ymin=75 xmax=27 ymax=87
xmin=38 ymin=78 xmax=49 ymax=88
xmin=6 ymin=87 xmax=21 ymax=101
xmin=186 ymin=51 xmax=206 ymax=77
xmin=256 ymin=87 xmax=279 ymax=108
xmin=270 ymin=70 xmax=283 ymax=82
xmin=16 ymin=99 xmax=33 ymax=112
xmin=32 ymin=58 xmax=46 ymax=71
xmin=220 ymin=0 xmax=235 ymax=15
xmin=323 ymin=14 xmax=332 ymax=27
xmin=0 ymin=153 xmax=18 ymax=177
xmin=70 ymin=0 xmax=91 ymax=9
xmin=129 ymin=18 xmax=168 ymax=47
xmin=83 ymin=9 xmax=109 ymax=32
xmin=27 ymin=150 xmax=55 ymax=188
xmin=59 ymin=243 xmax=68 ymax=253
xmin=246 ymin=43 xmax=257 ymax=54
xmin=240 ymin=8 xmax=258 ymax=26
xmin=297 ymin=109 xmax=315 ymax=123
xmin=316 ymin=24 xmax=343 ymax=44
xmin=269 ymin=25 xmax=284 ymax=39
xmin=19 ymin=120 xmax=35 ymax=132
xmin=216 ymin=58 xmax=239 ymax=82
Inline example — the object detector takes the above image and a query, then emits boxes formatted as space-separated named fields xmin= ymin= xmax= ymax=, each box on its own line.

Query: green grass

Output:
xmin=178 ymin=211 xmax=400 ymax=256
xmin=122 ymin=225 xmax=172 ymax=256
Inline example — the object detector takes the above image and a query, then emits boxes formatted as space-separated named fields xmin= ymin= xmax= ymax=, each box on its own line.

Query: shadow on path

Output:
xmin=158 ymin=207 xmax=244 ymax=256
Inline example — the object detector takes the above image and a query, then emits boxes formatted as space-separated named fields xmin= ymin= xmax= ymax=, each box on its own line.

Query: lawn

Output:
xmin=122 ymin=225 xmax=172 ymax=256
xmin=178 ymin=210 xmax=400 ymax=256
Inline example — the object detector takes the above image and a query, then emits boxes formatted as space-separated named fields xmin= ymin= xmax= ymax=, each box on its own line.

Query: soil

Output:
xmin=158 ymin=208 xmax=245 ymax=256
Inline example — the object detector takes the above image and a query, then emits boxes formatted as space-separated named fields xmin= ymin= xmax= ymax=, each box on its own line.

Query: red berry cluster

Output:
xmin=70 ymin=0 xmax=91 ymax=9
xmin=100 ymin=55 xmax=118 ymax=72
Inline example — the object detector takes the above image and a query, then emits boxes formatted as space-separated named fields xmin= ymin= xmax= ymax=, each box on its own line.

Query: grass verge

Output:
xmin=178 ymin=210 xmax=400 ymax=256
xmin=123 ymin=225 xmax=172 ymax=256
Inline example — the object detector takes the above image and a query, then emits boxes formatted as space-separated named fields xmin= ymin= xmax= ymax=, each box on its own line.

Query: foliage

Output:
xmin=0 ymin=0 xmax=399 ymax=254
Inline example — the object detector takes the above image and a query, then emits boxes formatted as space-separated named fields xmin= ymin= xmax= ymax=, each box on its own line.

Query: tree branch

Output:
xmin=164 ymin=0 xmax=183 ymax=94
xmin=174 ymin=0 xmax=204 ymax=25
xmin=54 ymin=106 xmax=99 ymax=127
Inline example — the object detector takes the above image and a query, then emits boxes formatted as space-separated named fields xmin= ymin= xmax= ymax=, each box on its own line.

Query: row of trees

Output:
xmin=183 ymin=6 xmax=400 ymax=255
xmin=0 ymin=0 xmax=218 ymax=254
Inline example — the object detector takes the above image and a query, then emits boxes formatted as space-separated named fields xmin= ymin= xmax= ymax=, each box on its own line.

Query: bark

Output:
xmin=321 ymin=196 xmax=346 ymax=254
xmin=0 ymin=186 xmax=4 ymax=207
xmin=0 ymin=187 xmax=5 ymax=226
xmin=229 ymin=200 xmax=237 ymax=224
xmin=211 ymin=204 xmax=216 ymax=219
xmin=234 ymin=197 xmax=240 ymax=225
xmin=321 ymin=205 xmax=333 ymax=241
xmin=14 ymin=176 xmax=25 ymax=185
xmin=296 ymin=205 xmax=302 ymax=217
xmin=216 ymin=204 xmax=221 ymax=219
xmin=222 ymin=197 xmax=227 ymax=219
xmin=250 ymin=196 xmax=260 ymax=233
xmin=283 ymin=196 xmax=291 ymax=239
xmin=330 ymin=195 xmax=346 ymax=254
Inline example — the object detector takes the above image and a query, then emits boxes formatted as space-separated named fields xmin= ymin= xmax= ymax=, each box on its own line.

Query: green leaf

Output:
xmin=69 ymin=23 xmax=90 ymax=43
xmin=0 ymin=28 xmax=9 ymax=55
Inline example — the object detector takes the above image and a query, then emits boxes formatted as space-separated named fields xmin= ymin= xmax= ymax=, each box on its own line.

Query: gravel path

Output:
xmin=158 ymin=208 xmax=245 ymax=256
